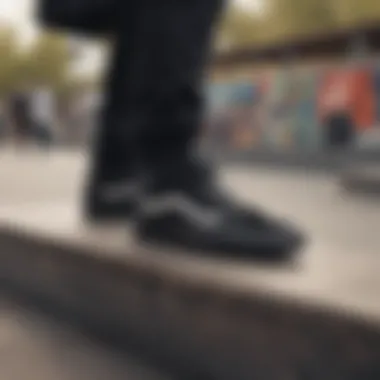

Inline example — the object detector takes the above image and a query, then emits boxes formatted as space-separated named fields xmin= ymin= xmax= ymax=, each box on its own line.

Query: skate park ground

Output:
xmin=0 ymin=291 xmax=173 ymax=380
xmin=0 ymin=148 xmax=380 ymax=378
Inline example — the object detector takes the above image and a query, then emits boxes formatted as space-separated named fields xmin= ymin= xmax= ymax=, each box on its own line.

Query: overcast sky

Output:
xmin=0 ymin=0 xmax=35 ymax=41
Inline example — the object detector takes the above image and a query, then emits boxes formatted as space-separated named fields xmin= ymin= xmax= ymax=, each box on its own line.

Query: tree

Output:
xmin=26 ymin=32 xmax=70 ymax=89
xmin=333 ymin=0 xmax=380 ymax=26
xmin=218 ymin=0 xmax=340 ymax=50
xmin=266 ymin=0 xmax=338 ymax=40
xmin=0 ymin=27 xmax=20 ymax=95
xmin=218 ymin=4 xmax=268 ymax=50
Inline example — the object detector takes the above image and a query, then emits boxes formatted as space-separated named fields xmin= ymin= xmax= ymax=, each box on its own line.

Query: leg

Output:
xmin=84 ymin=4 xmax=141 ymax=221
xmin=126 ymin=0 xmax=304 ymax=261
xmin=121 ymin=0 xmax=223 ymax=165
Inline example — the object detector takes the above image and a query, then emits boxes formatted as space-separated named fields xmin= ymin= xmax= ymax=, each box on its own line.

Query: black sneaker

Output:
xmin=135 ymin=157 xmax=304 ymax=262
xmin=84 ymin=180 xmax=140 ymax=222
xmin=83 ymin=144 xmax=140 ymax=222
xmin=214 ymin=190 xmax=306 ymax=252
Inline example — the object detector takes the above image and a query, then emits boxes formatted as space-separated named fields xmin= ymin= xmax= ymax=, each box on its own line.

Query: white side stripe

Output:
xmin=141 ymin=193 xmax=223 ymax=229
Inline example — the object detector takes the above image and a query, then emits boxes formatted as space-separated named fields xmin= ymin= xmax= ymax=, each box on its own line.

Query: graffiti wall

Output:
xmin=205 ymin=81 xmax=262 ymax=150
xmin=206 ymin=62 xmax=380 ymax=153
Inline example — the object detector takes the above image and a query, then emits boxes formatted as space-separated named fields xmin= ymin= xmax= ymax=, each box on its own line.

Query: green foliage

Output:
xmin=219 ymin=4 xmax=266 ymax=49
xmin=267 ymin=0 xmax=338 ymax=38
xmin=219 ymin=0 xmax=380 ymax=49
xmin=0 ymin=27 xmax=70 ymax=96
xmin=26 ymin=32 xmax=69 ymax=89
xmin=2 ymin=1 xmax=380 ymax=92
xmin=333 ymin=0 xmax=380 ymax=25
xmin=0 ymin=27 xmax=20 ymax=95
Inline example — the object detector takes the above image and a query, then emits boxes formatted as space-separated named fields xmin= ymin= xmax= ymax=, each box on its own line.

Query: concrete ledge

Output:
xmin=1 ymin=204 xmax=380 ymax=379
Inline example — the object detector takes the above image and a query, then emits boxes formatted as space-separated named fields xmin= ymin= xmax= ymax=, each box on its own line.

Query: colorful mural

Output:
xmin=292 ymin=69 xmax=321 ymax=151
xmin=318 ymin=67 xmax=376 ymax=148
xmin=206 ymin=62 xmax=380 ymax=153
xmin=206 ymin=81 xmax=258 ymax=150
xmin=264 ymin=70 xmax=292 ymax=150
xmin=374 ymin=66 xmax=380 ymax=124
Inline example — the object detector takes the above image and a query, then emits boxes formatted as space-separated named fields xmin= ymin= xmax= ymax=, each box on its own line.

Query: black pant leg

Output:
xmin=89 ymin=0 xmax=224 ymax=184
xmin=115 ymin=0 xmax=225 ymax=167
xmin=88 ymin=2 xmax=140 ymax=183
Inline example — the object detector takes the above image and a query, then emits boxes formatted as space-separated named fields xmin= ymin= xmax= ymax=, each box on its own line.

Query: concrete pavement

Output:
xmin=1 ymin=149 xmax=379 ymax=256
xmin=1 ymin=149 xmax=380 ymax=378
xmin=0 ymin=293 xmax=172 ymax=380
xmin=1 ymin=150 xmax=380 ymax=316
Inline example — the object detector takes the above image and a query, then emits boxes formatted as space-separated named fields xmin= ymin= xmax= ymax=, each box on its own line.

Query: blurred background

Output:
xmin=1 ymin=1 xmax=380 ymax=379
xmin=1 ymin=0 xmax=380 ymax=155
